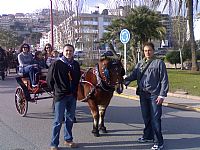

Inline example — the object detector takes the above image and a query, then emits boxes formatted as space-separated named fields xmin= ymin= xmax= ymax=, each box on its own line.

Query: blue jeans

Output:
xmin=50 ymin=95 xmax=77 ymax=147
xmin=140 ymin=91 xmax=163 ymax=146
xmin=19 ymin=65 xmax=39 ymax=85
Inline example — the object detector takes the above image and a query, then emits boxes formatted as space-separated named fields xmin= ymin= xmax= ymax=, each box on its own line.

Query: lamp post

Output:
xmin=50 ymin=0 xmax=54 ymax=48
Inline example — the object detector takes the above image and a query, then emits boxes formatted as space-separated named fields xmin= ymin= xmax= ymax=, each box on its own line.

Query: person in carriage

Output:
xmin=17 ymin=43 xmax=39 ymax=87
xmin=42 ymin=43 xmax=53 ymax=61
xmin=46 ymin=50 xmax=60 ymax=67
xmin=0 ymin=46 xmax=7 ymax=80
xmin=31 ymin=51 xmax=49 ymax=80
xmin=32 ymin=51 xmax=48 ymax=70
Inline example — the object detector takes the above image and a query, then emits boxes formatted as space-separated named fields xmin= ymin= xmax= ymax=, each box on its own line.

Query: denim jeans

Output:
xmin=19 ymin=65 xmax=39 ymax=85
xmin=50 ymin=95 xmax=77 ymax=147
xmin=140 ymin=91 xmax=163 ymax=146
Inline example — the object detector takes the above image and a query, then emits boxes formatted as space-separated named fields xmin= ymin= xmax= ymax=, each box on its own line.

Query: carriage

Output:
xmin=15 ymin=70 xmax=53 ymax=117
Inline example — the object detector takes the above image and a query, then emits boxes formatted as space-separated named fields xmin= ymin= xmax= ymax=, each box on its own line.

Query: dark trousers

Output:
xmin=140 ymin=91 xmax=163 ymax=146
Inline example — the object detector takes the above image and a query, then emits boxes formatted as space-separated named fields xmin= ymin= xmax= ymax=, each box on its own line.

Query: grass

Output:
xmin=128 ymin=69 xmax=200 ymax=96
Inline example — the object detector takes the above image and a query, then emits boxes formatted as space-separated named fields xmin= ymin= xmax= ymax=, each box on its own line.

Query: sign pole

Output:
xmin=124 ymin=43 xmax=127 ymax=75
xmin=120 ymin=29 xmax=130 ymax=75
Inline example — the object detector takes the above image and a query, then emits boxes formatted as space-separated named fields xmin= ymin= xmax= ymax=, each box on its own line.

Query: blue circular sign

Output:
xmin=120 ymin=29 xmax=130 ymax=44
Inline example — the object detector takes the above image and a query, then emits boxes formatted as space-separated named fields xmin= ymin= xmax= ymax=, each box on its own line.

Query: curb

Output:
xmin=114 ymin=91 xmax=200 ymax=113
xmin=125 ymin=86 xmax=200 ymax=101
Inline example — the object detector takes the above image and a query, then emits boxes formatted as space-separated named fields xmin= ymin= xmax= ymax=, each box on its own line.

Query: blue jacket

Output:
xmin=47 ymin=58 xmax=81 ymax=101
xmin=124 ymin=58 xmax=169 ymax=97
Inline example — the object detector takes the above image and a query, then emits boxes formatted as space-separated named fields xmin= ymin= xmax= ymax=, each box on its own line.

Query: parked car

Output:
xmin=74 ymin=51 xmax=86 ymax=58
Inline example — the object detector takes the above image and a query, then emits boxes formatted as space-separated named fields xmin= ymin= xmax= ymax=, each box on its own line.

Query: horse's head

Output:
xmin=98 ymin=55 xmax=125 ymax=94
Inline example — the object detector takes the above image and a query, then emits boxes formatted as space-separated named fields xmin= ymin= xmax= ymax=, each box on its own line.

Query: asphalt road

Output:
xmin=0 ymin=74 xmax=200 ymax=150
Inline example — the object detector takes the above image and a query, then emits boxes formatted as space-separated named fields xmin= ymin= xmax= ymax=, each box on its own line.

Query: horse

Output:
xmin=77 ymin=50 xmax=125 ymax=137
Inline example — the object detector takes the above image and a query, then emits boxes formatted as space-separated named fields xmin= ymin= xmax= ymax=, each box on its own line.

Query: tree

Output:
xmin=187 ymin=0 xmax=198 ymax=71
xmin=152 ymin=0 xmax=199 ymax=71
xmin=165 ymin=51 xmax=180 ymax=69
xmin=0 ymin=28 xmax=23 ymax=49
xmin=29 ymin=32 xmax=43 ymax=46
xmin=101 ymin=6 xmax=166 ymax=65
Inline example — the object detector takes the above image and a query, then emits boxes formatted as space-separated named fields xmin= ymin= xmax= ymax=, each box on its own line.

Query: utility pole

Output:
xmin=50 ymin=0 xmax=54 ymax=48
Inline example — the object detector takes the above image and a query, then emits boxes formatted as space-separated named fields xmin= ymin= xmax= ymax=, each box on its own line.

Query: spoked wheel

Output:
xmin=15 ymin=87 xmax=28 ymax=117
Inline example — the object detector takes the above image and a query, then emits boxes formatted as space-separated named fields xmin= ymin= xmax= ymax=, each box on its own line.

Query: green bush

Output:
xmin=165 ymin=51 xmax=180 ymax=65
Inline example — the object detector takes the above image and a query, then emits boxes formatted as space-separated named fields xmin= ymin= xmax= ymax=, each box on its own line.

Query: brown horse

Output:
xmin=77 ymin=53 xmax=125 ymax=137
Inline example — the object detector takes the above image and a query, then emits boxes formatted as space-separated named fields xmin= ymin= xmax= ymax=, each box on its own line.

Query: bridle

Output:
xmin=97 ymin=59 xmax=124 ymax=87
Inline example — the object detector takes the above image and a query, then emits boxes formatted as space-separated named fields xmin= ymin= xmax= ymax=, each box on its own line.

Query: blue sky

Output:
xmin=0 ymin=0 xmax=199 ymax=15
xmin=0 ymin=0 xmax=107 ymax=15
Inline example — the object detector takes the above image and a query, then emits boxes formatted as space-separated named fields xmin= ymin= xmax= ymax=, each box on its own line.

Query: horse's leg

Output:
xmin=88 ymin=100 xmax=100 ymax=137
xmin=98 ymin=105 xmax=107 ymax=133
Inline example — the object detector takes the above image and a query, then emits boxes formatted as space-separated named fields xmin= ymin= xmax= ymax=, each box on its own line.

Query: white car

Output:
xmin=74 ymin=51 xmax=85 ymax=58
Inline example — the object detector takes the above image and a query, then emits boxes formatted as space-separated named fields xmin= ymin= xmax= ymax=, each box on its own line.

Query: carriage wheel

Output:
xmin=15 ymin=87 xmax=28 ymax=117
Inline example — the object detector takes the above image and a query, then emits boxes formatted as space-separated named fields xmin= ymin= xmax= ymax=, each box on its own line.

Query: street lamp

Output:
xmin=50 ymin=0 xmax=54 ymax=48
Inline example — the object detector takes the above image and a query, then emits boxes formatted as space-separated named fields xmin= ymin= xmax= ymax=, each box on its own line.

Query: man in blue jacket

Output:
xmin=47 ymin=44 xmax=81 ymax=150
xmin=124 ymin=42 xmax=169 ymax=150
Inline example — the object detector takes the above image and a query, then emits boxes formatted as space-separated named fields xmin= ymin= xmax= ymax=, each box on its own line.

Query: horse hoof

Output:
xmin=93 ymin=132 xmax=100 ymax=137
xmin=92 ymin=130 xmax=100 ymax=137
xmin=99 ymin=127 xmax=107 ymax=133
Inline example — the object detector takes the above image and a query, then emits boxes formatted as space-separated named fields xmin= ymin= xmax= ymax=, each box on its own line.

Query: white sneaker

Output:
xmin=151 ymin=144 xmax=164 ymax=150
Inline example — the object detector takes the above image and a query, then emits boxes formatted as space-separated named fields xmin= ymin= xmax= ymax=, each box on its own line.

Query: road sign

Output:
xmin=120 ymin=29 xmax=130 ymax=44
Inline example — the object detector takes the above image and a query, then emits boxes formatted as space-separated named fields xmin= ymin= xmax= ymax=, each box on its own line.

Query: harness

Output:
xmin=78 ymin=64 xmax=115 ymax=102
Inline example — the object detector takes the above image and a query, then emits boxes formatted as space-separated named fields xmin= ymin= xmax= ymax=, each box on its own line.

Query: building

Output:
xmin=49 ymin=10 xmax=119 ymax=52
xmin=0 ymin=14 xmax=15 ymax=30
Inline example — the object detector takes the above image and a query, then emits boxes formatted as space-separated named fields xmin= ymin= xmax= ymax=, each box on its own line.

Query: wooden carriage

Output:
xmin=15 ymin=69 xmax=53 ymax=116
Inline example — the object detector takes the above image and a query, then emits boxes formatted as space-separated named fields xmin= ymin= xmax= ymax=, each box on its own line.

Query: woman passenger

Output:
xmin=42 ymin=43 xmax=53 ymax=61
xmin=17 ymin=43 xmax=38 ymax=87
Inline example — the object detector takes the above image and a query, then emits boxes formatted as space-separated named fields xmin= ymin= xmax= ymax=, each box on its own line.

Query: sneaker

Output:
xmin=151 ymin=144 xmax=164 ymax=150
xmin=64 ymin=141 xmax=79 ymax=148
xmin=138 ymin=137 xmax=154 ymax=143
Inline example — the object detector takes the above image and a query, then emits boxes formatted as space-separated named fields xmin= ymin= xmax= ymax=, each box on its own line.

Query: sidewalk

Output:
xmin=114 ymin=87 xmax=200 ymax=113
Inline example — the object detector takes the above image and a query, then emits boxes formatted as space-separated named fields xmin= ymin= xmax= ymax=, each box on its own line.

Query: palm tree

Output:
xmin=101 ymin=18 xmax=125 ymax=43
xmin=126 ymin=6 xmax=166 ymax=47
xmin=152 ymin=0 xmax=199 ymax=71
xmin=101 ymin=6 xmax=166 ymax=65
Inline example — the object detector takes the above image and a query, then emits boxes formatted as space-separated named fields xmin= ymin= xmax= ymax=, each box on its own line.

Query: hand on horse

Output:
xmin=123 ymin=79 xmax=130 ymax=87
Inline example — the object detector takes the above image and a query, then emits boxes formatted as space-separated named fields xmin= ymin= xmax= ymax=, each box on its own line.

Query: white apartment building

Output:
xmin=0 ymin=14 xmax=15 ymax=30
xmin=45 ymin=11 xmax=120 ymax=52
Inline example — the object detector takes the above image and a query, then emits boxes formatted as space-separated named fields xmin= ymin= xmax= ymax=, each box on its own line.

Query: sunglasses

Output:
xmin=46 ymin=47 xmax=51 ymax=49
xmin=23 ymin=47 xmax=28 ymax=48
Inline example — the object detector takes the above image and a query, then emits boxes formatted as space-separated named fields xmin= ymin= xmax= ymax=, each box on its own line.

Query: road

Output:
xmin=0 ymin=74 xmax=200 ymax=150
